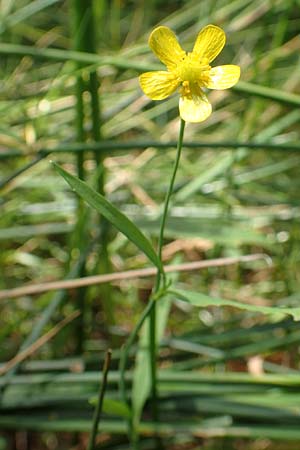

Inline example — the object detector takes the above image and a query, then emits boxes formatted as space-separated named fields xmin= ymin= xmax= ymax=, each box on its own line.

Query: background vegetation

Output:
xmin=1 ymin=0 xmax=300 ymax=449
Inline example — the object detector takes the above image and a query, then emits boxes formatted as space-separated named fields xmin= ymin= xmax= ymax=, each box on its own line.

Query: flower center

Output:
xmin=175 ymin=53 xmax=211 ymax=85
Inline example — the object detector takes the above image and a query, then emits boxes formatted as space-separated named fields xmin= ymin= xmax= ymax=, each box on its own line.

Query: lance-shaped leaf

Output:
xmin=52 ymin=162 xmax=162 ymax=272
xmin=171 ymin=289 xmax=300 ymax=321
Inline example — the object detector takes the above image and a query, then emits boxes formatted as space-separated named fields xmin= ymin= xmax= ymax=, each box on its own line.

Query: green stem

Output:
xmin=149 ymin=298 xmax=157 ymax=422
xmin=149 ymin=118 xmax=186 ymax=422
xmin=119 ymin=300 xmax=155 ymax=400
xmin=119 ymin=298 xmax=155 ymax=447
xmin=119 ymin=119 xmax=186 ymax=446
xmin=84 ymin=0 xmax=114 ymax=326
xmin=157 ymin=119 xmax=186 ymax=284
xmin=87 ymin=349 xmax=112 ymax=450
xmin=71 ymin=0 xmax=89 ymax=354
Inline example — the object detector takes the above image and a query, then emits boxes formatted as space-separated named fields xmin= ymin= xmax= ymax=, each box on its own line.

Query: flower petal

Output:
xmin=205 ymin=65 xmax=240 ymax=89
xmin=192 ymin=25 xmax=225 ymax=63
xmin=179 ymin=91 xmax=212 ymax=123
xmin=149 ymin=26 xmax=186 ymax=70
xmin=139 ymin=71 xmax=179 ymax=100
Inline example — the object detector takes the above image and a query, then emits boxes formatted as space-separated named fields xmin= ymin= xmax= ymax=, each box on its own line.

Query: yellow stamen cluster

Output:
xmin=175 ymin=53 xmax=211 ymax=85
xmin=139 ymin=25 xmax=240 ymax=123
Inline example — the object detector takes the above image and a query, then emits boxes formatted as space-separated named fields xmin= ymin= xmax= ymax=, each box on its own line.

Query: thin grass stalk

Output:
xmin=0 ymin=155 xmax=45 ymax=190
xmin=70 ymin=0 xmax=89 ymax=353
xmin=83 ymin=0 xmax=114 ymax=326
xmin=3 ymin=140 xmax=300 ymax=162
xmin=119 ymin=299 xmax=155 ymax=449
xmin=110 ymin=0 xmax=121 ymax=48
xmin=3 ymin=415 xmax=300 ymax=439
xmin=0 ymin=254 xmax=266 ymax=300
xmin=87 ymin=349 xmax=112 ymax=450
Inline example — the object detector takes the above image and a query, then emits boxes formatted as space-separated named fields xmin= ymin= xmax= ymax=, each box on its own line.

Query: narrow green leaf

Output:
xmin=234 ymin=80 xmax=300 ymax=108
xmin=132 ymin=295 xmax=172 ymax=428
xmin=89 ymin=397 xmax=130 ymax=418
xmin=171 ymin=289 xmax=300 ymax=321
xmin=2 ymin=0 xmax=60 ymax=31
xmin=52 ymin=162 xmax=162 ymax=272
xmin=132 ymin=268 xmax=179 ymax=428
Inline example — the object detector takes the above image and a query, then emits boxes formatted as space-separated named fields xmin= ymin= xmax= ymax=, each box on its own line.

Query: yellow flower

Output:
xmin=139 ymin=25 xmax=240 ymax=123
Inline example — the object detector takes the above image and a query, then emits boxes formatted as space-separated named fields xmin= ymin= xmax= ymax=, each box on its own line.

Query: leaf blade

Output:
xmin=171 ymin=289 xmax=300 ymax=321
xmin=52 ymin=162 xmax=162 ymax=271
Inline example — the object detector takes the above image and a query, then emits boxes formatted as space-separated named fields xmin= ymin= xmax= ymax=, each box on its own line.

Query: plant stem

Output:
xmin=149 ymin=118 xmax=186 ymax=421
xmin=85 ymin=0 xmax=114 ymax=326
xmin=119 ymin=298 xmax=155 ymax=447
xmin=87 ymin=349 xmax=112 ymax=450
xmin=71 ymin=0 xmax=89 ymax=354
xmin=157 ymin=119 xmax=186 ymax=284
xmin=119 ymin=119 xmax=185 ymax=446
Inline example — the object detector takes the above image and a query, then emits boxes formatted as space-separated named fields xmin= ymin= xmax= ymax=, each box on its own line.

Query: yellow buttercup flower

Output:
xmin=139 ymin=25 xmax=240 ymax=123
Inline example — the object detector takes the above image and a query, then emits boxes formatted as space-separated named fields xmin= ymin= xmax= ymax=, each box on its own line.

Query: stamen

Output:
xmin=181 ymin=80 xmax=191 ymax=97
